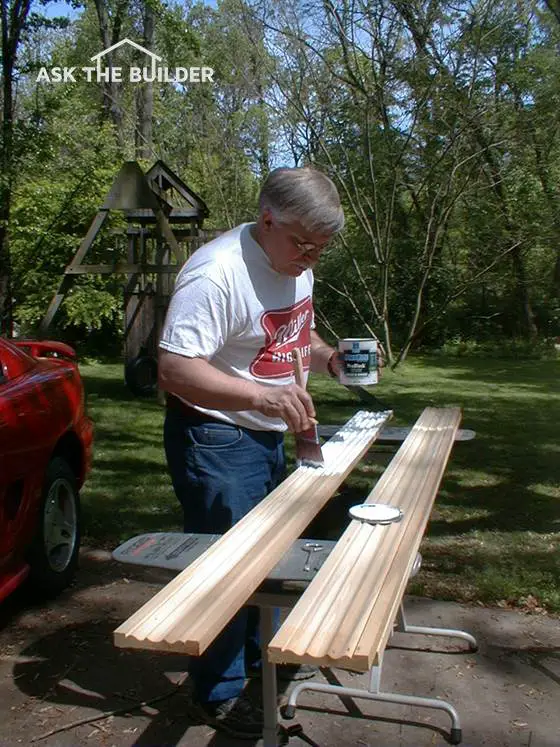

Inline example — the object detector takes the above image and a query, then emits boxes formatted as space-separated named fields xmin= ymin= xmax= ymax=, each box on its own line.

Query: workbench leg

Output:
xmin=283 ymin=678 xmax=462 ymax=744
xmin=395 ymin=604 xmax=478 ymax=652
xmin=368 ymin=653 xmax=383 ymax=693
xmin=260 ymin=606 xmax=279 ymax=747
xmin=284 ymin=652 xmax=462 ymax=744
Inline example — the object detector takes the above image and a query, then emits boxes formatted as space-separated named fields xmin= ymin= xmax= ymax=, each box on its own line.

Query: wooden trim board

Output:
xmin=114 ymin=409 xmax=392 ymax=655
xmin=268 ymin=407 xmax=461 ymax=671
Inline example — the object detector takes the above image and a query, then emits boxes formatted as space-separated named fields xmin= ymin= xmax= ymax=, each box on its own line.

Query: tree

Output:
xmin=7 ymin=0 xmax=271 ymax=340
xmin=243 ymin=0 xmax=560 ymax=360
xmin=1 ymin=0 xmax=32 ymax=334
xmin=5 ymin=0 xmax=559 ymax=350
xmin=135 ymin=0 xmax=153 ymax=160
xmin=92 ymin=0 xmax=128 ymax=147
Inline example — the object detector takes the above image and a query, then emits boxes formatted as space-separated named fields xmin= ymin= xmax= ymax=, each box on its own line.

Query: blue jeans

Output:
xmin=164 ymin=409 xmax=285 ymax=703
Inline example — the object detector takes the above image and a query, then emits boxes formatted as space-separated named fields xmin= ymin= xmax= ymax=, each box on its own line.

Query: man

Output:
xmin=158 ymin=166 xmax=344 ymax=739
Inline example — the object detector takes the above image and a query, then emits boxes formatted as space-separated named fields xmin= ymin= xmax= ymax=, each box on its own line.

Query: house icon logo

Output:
xmin=90 ymin=38 xmax=163 ymax=79
xmin=35 ymin=37 xmax=214 ymax=84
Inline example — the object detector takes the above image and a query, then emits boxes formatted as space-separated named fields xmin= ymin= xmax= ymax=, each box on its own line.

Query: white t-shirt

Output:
xmin=160 ymin=223 xmax=315 ymax=431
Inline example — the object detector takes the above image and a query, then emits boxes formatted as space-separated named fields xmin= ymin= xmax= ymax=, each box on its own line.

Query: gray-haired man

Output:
xmin=159 ymin=166 xmax=344 ymax=739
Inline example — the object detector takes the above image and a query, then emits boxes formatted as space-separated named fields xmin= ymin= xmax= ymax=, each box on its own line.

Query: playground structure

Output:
xmin=39 ymin=161 xmax=212 ymax=393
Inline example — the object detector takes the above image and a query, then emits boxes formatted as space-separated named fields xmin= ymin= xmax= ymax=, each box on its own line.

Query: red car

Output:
xmin=0 ymin=338 xmax=93 ymax=602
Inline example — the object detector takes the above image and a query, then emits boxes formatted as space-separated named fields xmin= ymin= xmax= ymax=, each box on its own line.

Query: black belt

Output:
xmin=165 ymin=394 xmax=223 ymax=424
xmin=165 ymin=395 xmax=283 ymax=440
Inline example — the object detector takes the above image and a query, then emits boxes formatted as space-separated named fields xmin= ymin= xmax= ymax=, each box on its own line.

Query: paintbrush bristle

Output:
xmin=291 ymin=347 xmax=324 ymax=467
xmin=295 ymin=424 xmax=324 ymax=468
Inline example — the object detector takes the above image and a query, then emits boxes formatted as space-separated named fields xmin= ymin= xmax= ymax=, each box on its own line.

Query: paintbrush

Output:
xmin=292 ymin=347 xmax=324 ymax=468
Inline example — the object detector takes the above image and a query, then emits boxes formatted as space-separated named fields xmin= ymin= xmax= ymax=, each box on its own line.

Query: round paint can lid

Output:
xmin=348 ymin=503 xmax=403 ymax=525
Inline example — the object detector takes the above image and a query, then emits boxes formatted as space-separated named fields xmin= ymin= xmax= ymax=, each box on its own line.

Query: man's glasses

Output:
xmin=291 ymin=235 xmax=332 ymax=259
xmin=270 ymin=214 xmax=334 ymax=259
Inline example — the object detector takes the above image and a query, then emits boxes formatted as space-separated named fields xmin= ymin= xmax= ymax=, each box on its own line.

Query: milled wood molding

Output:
xmin=268 ymin=407 xmax=462 ymax=671
xmin=114 ymin=409 xmax=392 ymax=655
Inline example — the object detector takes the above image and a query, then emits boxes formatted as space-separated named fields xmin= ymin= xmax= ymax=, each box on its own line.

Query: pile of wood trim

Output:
xmin=114 ymin=409 xmax=392 ymax=655
xmin=268 ymin=407 xmax=462 ymax=671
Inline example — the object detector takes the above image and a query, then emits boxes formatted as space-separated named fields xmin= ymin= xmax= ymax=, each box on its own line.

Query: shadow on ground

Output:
xmin=9 ymin=614 xmax=314 ymax=747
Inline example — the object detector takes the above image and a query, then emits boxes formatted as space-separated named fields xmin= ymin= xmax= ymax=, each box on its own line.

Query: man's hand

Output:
xmin=327 ymin=344 xmax=386 ymax=380
xmin=310 ymin=330 xmax=386 ymax=378
xmin=254 ymin=384 xmax=317 ymax=433
xmin=377 ymin=344 xmax=386 ymax=370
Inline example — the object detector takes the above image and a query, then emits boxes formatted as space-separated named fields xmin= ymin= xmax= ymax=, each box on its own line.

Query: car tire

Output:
xmin=27 ymin=457 xmax=81 ymax=597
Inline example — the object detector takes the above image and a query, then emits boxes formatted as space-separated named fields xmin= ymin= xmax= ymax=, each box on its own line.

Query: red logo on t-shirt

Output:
xmin=250 ymin=297 xmax=313 ymax=379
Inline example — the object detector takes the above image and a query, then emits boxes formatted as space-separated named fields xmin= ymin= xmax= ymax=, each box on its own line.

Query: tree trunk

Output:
xmin=544 ymin=1 xmax=560 ymax=26
xmin=531 ymin=131 xmax=560 ymax=300
xmin=0 ymin=51 xmax=13 ymax=334
xmin=0 ymin=198 xmax=12 ymax=336
xmin=93 ymin=0 xmax=127 ymax=149
xmin=474 ymin=125 xmax=538 ymax=338
xmin=135 ymin=1 xmax=154 ymax=161
xmin=1 ymin=0 xmax=32 ymax=335
xmin=510 ymin=245 xmax=538 ymax=338
xmin=250 ymin=46 xmax=269 ymax=178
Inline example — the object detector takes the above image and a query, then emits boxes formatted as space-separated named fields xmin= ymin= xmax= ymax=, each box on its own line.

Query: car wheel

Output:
xmin=28 ymin=457 xmax=81 ymax=597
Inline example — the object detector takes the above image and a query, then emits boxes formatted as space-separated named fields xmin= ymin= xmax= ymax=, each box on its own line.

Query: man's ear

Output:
xmin=261 ymin=207 xmax=274 ymax=232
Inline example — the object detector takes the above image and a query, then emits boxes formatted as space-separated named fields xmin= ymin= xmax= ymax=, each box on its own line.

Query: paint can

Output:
xmin=337 ymin=338 xmax=378 ymax=385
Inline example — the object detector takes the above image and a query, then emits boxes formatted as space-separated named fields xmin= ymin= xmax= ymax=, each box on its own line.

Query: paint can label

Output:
xmin=337 ymin=338 xmax=378 ymax=385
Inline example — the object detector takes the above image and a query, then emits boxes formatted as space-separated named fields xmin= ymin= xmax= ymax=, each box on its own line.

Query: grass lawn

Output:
xmin=79 ymin=355 xmax=560 ymax=612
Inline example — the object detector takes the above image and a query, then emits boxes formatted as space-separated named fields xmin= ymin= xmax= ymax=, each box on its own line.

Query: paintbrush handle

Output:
xmin=292 ymin=348 xmax=318 ymax=426
xmin=292 ymin=348 xmax=305 ymax=389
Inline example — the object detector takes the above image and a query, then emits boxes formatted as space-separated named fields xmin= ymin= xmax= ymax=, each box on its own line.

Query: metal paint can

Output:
xmin=337 ymin=338 xmax=378 ymax=385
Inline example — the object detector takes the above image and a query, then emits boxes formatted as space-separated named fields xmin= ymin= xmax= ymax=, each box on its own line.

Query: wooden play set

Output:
xmin=38 ymin=160 xmax=214 ymax=393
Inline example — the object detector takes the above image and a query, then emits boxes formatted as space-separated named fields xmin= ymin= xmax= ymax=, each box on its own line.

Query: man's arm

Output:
xmin=309 ymin=329 xmax=340 ymax=376
xmin=158 ymin=349 xmax=317 ymax=433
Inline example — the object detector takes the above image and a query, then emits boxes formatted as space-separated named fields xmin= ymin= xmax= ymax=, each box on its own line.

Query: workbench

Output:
xmin=113 ymin=409 xmax=477 ymax=745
